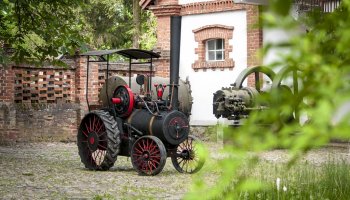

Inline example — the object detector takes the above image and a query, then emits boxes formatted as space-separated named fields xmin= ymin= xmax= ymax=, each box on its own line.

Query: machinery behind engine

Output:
xmin=213 ymin=86 xmax=260 ymax=120
xmin=213 ymin=65 xmax=300 ymax=125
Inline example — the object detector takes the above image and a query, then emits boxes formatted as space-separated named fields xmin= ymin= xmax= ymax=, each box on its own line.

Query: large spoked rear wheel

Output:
xmin=77 ymin=110 xmax=121 ymax=170
xmin=171 ymin=135 xmax=205 ymax=174
xmin=131 ymin=136 xmax=167 ymax=176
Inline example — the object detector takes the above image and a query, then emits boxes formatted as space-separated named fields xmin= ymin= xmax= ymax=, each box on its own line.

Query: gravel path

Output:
xmin=0 ymin=142 xmax=221 ymax=200
xmin=258 ymin=142 xmax=350 ymax=165
xmin=0 ymin=141 xmax=349 ymax=199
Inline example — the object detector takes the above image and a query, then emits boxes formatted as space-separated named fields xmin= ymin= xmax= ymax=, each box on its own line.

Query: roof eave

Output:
xmin=139 ymin=0 xmax=154 ymax=10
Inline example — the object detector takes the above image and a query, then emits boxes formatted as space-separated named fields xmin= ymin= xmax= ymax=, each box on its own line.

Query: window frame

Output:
xmin=206 ymin=39 xmax=225 ymax=61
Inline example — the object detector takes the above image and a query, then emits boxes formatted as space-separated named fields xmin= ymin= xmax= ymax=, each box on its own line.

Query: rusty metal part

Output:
xmin=213 ymin=86 xmax=260 ymax=119
xmin=213 ymin=66 xmax=275 ymax=121
xmin=99 ymin=76 xmax=127 ymax=107
xmin=271 ymin=66 xmax=303 ymax=121
xmin=233 ymin=66 xmax=276 ymax=91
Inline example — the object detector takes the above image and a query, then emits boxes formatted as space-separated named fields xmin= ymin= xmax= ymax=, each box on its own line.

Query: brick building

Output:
xmin=140 ymin=0 xmax=262 ymax=125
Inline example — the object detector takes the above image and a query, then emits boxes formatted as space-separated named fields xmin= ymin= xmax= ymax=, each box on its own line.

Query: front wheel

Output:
xmin=77 ymin=110 xmax=121 ymax=170
xmin=171 ymin=135 xmax=205 ymax=173
xmin=131 ymin=136 xmax=167 ymax=176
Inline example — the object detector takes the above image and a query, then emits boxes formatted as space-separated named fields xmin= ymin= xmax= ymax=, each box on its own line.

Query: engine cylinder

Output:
xmin=213 ymin=87 xmax=259 ymax=119
xmin=127 ymin=109 xmax=189 ymax=145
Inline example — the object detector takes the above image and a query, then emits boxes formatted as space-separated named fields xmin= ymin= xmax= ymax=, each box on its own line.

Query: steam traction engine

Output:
xmin=77 ymin=16 xmax=204 ymax=175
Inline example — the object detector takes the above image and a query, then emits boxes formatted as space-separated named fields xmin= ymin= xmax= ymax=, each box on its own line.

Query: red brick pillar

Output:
xmin=0 ymin=65 xmax=17 ymax=143
xmin=246 ymin=5 xmax=263 ymax=87
xmin=0 ymin=65 xmax=15 ymax=103
xmin=149 ymin=3 xmax=181 ymax=78
xmin=75 ymin=56 xmax=99 ymax=113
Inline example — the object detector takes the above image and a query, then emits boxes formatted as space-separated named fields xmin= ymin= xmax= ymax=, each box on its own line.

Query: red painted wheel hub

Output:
xmin=143 ymin=152 xmax=150 ymax=160
xmin=87 ymin=132 xmax=99 ymax=152
xmin=89 ymin=137 xmax=95 ymax=144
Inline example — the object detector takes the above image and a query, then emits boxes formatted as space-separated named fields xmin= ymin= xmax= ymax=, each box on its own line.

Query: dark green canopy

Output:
xmin=80 ymin=49 xmax=160 ymax=59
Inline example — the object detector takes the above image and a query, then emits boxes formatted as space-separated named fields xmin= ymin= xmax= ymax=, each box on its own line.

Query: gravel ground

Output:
xmin=259 ymin=142 xmax=350 ymax=165
xmin=0 ymin=142 xmax=222 ymax=200
xmin=0 ymin=141 xmax=349 ymax=199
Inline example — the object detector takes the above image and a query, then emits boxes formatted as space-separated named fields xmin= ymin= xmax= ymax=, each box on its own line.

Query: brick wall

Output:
xmin=0 ymin=103 xmax=80 ymax=143
xmin=0 ymin=60 xmax=82 ymax=144
xmin=0 ymin=57 xmax=150 ymax=144
xmin=12 ymin=66 xmax=76 ymax=104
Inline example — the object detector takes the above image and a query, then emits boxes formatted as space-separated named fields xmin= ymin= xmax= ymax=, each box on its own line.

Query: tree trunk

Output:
xmin=132 ymin=0 xmax=141 ymax=49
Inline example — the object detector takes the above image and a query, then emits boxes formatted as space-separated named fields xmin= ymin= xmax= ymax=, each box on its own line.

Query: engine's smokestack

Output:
xmin=169 ymin=15 xmax=182 ymax=110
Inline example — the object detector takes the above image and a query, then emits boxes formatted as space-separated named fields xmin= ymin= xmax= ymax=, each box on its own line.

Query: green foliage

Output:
xmin=81 ymin=0 xmax=132 ymax=49
xmin=81 ymin=0 xmax=156 ymax=50
xmin=187 ymin=0 xmax=350 ymax=199
xmin=0 ymin=0 xmax=87 ymax=65
xmin=139 ymin=11 xmax=157 ymax=50
xmin=0 ymin=0 xmax=157 ymax=65
xmin=269 ymin=0 xmax=293 ymax=16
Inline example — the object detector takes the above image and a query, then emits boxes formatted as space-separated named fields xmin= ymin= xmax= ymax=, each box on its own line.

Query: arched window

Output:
xmin=192 ymin=25 xmax=234 ymax=71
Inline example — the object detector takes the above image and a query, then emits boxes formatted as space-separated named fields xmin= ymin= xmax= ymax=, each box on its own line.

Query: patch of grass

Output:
xmin=119 ymin=184 xmax=165 ymax=199
xmin=204 ymin=126 xmax=219 ymax=142
xmin=190 ymin=126 xmax=219 ymax=142
xmin=93 ymin=192 xmax=115 ymax=200
xmin=237 ymin=160 xmax=350 ymax=200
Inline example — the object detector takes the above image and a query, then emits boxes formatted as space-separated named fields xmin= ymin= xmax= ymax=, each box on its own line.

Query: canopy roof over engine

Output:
xmin=79 ymin=48 xmax=161 ymax=112
xmin=80 ymin=49 xmax=160 ymax=59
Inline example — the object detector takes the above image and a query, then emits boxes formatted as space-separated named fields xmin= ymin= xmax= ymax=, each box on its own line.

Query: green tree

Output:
xmin=81 ymin=0 xmax=156 ymax=50
xmin=0 ymin=0 xmax=87 ymax=65
xmin=0 ymin=0 xmax=157 ymax=65
xmin=81 ymin=0 xmax=132 ymax=49
xmin=132 ymin=0 xmax=141 ymax=48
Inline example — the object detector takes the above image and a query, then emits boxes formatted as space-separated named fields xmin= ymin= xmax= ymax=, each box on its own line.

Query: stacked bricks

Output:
xmin=246 ymin=5 xmax=262 ymax=87
xmin=0 ymin=65 xmax=15 ymax=102
xmin=74 ymin=56 xmax=99 ymax=111
xmin=246 ymin=5 xmax=262 ymax=68
xmin=0 ymin=103 xmax=80 ymax=144
xmin=12 ymin=66 xmax=75 ymax=104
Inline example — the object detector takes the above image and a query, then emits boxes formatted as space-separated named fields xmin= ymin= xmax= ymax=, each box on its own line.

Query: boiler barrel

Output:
xmin=99 ymin=76 xmax=193 ymax=116
xmin=126 ymin=109 xmax=189 ymax=145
